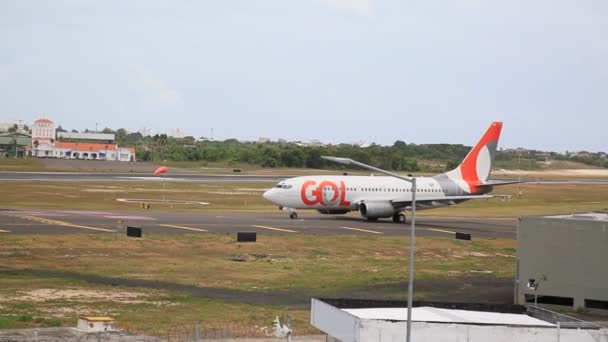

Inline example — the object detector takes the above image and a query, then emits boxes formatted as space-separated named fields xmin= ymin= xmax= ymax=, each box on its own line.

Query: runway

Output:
xmin=0 ymin=172 xmax=284 ymax=182
xmin=1 ymin=171 xmax=607 ymax=185
xmin=0 ymin=209 xmax=517 ymax=238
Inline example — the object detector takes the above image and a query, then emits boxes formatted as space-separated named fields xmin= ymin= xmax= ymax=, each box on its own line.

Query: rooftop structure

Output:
xmin=544 ymin=212 xmax=608 ymax=221
xmin=312 ymin=298 xmax=608 ymax=342
xmin=77 ymin=316 xmax=118 ymax=333
xmin=516 ymin=213 xmax=608 ymax=312
xmin=57 ymin=131 xmax=115 ymax=142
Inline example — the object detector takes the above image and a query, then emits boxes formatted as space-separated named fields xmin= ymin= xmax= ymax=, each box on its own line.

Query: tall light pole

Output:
xmin=320 ymin=156 xmax=418 ymax=342
xmin=406 ymin=177 xmax=416 ymax=342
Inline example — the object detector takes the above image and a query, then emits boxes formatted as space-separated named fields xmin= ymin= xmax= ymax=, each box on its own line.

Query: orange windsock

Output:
xmin=153 ymin=166 xmax=168 ymax=176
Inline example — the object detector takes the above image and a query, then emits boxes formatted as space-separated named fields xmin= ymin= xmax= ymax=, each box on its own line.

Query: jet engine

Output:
xmin=359 ymin=201 xmax=395 ymax=219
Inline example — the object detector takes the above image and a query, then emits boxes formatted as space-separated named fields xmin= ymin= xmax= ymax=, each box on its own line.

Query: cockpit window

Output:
xmin=275 ymin=184 xmax=292 ymax=189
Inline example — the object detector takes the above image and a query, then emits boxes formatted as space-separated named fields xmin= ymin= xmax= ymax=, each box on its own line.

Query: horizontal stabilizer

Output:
xmin=476 ymin=179 xmax=526 ymax=187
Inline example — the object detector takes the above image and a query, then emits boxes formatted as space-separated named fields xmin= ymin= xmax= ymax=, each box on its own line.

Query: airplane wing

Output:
xmin=476 ymin=179 xmax=526 ymax=186
xmin=321 ymin=156 xmax=413 ymax=183
xmin=322 ymin=156 xmax=527 ymax=188
xmin=390 ymin=194 xmax=494 ymax=208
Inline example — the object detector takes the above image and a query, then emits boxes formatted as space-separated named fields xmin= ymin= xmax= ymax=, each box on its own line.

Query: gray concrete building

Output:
xmin=515 ymin=213 xmax=608 ymax=312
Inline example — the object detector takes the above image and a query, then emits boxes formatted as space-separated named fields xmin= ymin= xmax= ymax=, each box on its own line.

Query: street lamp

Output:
xmin=321 ymin=156 xmax=417 ymax=342
xmin=528 ymin=276 xmax=546 ymax=307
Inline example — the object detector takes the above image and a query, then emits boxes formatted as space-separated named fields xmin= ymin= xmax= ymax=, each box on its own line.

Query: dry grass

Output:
xmin=0 ymin=158 xmax=46 ymax=172
xmin=0 ymin=181 xmax=274 ymax=212
xmin=0 ymin=234 xmax=516 ymax=333
xmin=0 ymin=234 xmax=517 ymax=291
xmin=427 ymin=183 xmax=608 ymax=217
xmin=1 ymin=181 xmax=607 ymax=217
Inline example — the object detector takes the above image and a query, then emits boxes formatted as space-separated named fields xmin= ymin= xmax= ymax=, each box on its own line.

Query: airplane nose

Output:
xmin=263 ymin=189 xmax=272 ymax=201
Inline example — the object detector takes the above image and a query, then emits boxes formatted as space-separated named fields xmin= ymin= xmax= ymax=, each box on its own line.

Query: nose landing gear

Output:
xmin=281 ymin=207 xmax=298 ymax=219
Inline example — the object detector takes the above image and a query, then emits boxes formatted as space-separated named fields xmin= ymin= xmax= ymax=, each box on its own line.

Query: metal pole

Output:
xmin=406 ymin=177 xmax=416 ymax=342
xmin=194 ymin=321 xmax=201 ymax=342
xmin=162 ymin=176 xmax=166 ymax=204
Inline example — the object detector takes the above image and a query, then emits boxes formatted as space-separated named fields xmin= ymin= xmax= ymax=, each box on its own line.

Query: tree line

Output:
xmin=55 ymin=127 xmax=608 ymax=170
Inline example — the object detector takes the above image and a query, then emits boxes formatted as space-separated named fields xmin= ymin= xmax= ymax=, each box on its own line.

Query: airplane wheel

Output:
xmin=393 ymin=213 xmax=406 ymax=224
xmin=289 ymin=212 xmax=298 ymax=219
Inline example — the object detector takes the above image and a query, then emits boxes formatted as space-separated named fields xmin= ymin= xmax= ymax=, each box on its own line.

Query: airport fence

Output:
xmin=527 ymin=305 xmax=608 ymax=330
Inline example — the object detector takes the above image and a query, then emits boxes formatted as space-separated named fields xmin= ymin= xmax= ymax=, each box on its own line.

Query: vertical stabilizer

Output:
xmin=444 ymin=122 xmax=503 ymax=193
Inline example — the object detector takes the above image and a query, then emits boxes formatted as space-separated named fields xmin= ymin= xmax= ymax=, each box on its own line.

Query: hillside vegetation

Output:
xmin=107 ymin=129 xmax=607 ymax=172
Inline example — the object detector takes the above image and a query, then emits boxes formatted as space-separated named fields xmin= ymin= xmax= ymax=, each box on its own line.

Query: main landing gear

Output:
xmin=392 ymin=212 xmax=406 ymax=224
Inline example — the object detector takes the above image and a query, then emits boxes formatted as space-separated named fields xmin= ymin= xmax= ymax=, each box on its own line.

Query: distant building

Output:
xmin=258 ymin=137 xmax=271 ymax=144
xmin=53 ymin=142 xmax=135 ymax=161
xmin=57 ymin=132 xmax=115 ymax=143
xmin=170 ymin=128 xmax=185 ymax=138
xmin=0 ymin=121 xmax=29 ymax=134
xmin=31 ymin=118 xmax=57 ymax=157
xmin=29 ymin=118 xmax=135 ymax=161
xmin=295 ymin=139 xmax=325 ymax=147
xmin=0 ymin=132 xmax=31 ymax=158
xmin=353 ymin=140 xmax=371 ymax=148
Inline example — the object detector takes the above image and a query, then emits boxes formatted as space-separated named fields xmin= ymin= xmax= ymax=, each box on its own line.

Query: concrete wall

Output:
xmin=516 ymin=217 xmax=608 ymax=309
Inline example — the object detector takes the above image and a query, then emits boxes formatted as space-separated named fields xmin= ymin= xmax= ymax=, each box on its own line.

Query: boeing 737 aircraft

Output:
xmin=263 ymin=122 xmax=518 ymax=223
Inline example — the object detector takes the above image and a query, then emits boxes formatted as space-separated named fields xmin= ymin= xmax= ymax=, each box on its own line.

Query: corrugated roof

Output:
xmin=81 ymin=317 xmax=115 ymax=322
xmin=343 ymin=307 xmax=555 ymax=327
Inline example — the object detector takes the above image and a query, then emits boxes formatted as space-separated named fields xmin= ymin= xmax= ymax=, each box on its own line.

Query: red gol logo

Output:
xmin=300 ymin=180 xmax=351 ymax=206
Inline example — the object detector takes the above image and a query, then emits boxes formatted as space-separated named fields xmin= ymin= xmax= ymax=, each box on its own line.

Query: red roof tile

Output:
xmin=35 ymin=119 xmax=53 ymax=124
xmin=55 ymin=142 xmax=118 ymax=151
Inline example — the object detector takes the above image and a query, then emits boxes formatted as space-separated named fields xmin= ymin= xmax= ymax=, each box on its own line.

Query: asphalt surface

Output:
xmin=0 ymin=208 xmax=517 ymax=238
xmin=2 ymin=171 xmax=608 ymax=185
xmin=0 ymin=171 xmax=284 ymax=182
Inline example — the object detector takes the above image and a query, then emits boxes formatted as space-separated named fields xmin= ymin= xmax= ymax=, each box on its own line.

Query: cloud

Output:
xmin=127 ymin=65 xmax=184 ymax=110
xmin=316 ymin=0 xmax=375 ymax=17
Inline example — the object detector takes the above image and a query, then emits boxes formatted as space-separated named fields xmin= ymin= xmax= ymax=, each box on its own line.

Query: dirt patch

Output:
xmin=7 ymin=289 xmax=149 ymax=303
xmin=0 ymin=268 xmax=310 ymax=306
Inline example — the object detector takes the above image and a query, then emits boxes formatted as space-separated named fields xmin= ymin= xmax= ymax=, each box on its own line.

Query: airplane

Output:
xmin=262 ymin=122 xmax=519 ymax=223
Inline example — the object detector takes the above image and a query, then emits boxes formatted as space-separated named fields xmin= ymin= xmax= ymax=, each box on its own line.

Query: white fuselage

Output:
xmin=262 ymin=175 xmax=465 ymax=211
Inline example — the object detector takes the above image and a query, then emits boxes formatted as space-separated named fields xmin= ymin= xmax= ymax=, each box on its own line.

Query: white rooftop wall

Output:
xmin=311 ymin=299 xmax=608 ymax=342
xmin=344 ymin=307 xmax=554 ymax=326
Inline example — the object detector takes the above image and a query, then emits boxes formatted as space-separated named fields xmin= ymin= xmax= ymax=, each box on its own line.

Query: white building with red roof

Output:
xmin=31 ymin=118 xmax=57 ymax=157
xmin=30 ymin=118 xmax=135 ymax=161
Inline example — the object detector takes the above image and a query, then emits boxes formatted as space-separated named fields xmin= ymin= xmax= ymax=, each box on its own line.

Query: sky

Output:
xmin=1 ymin=0 xmax=607 ymax=152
